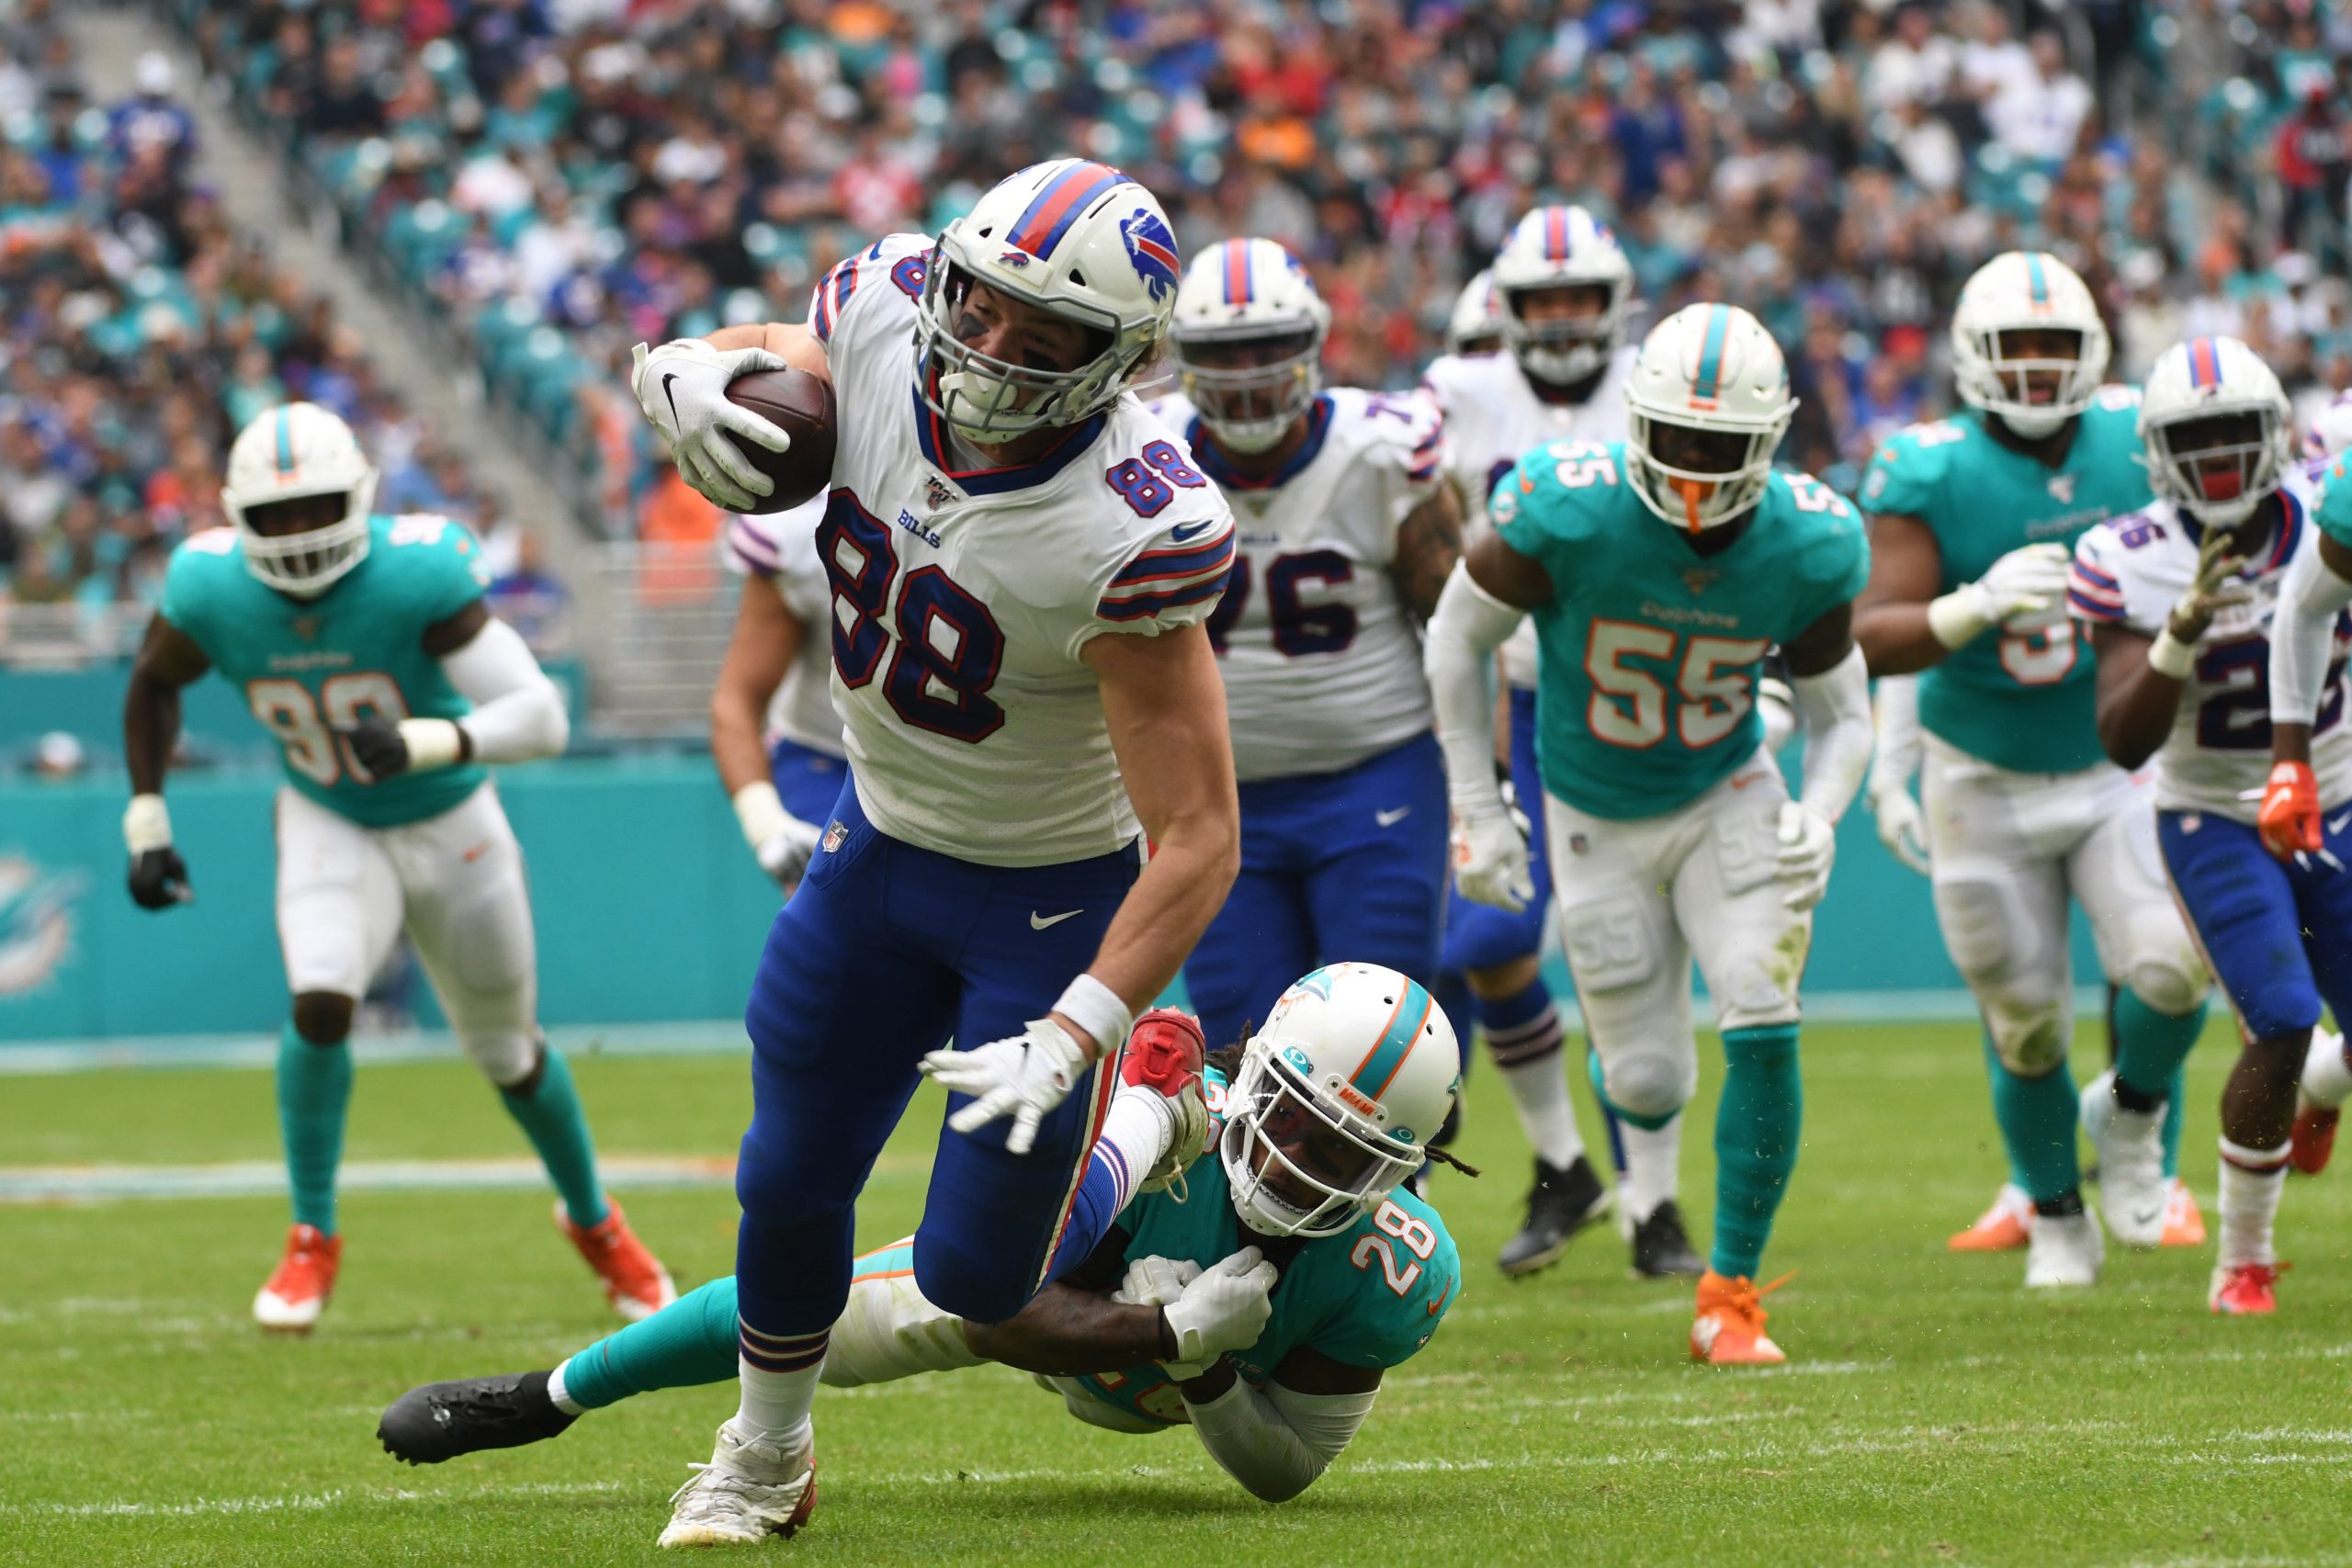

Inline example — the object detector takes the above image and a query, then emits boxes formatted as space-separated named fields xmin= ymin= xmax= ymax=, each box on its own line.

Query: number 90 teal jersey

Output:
xmin=161 ymin=516 xmax=492 ymax=828
xmin=1491 ymin=440 xmax=1868 ymax=822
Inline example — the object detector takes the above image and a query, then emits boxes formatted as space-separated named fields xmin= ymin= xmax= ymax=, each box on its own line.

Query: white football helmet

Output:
xmin=2139 ymin=335 xmax=2293 ymax=528
xmin=2305 ymin=388 xmax=2352 ymax=462
xmin=1490 ymin=205 xmax=1634 ymax=385
xmin=915 ymin=157 xmax=1179 ymax=441
xmin=220 ymin=401 xmax=379 ymax=597
xmin=1169 ymin=237 xmax=1332 ymax=454
xmin=1951 ymin=250 xmax=2111 ymax=440
xmin=1220 ymin=963 xmax=1459 ymax=1239
xmin=1448 ymin=268 xmax=1504 ymax=355
xmin=1623 ymin=302 xmax=1797 ymax=534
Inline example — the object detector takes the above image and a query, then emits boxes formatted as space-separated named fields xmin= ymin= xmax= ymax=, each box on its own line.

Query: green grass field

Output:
xmin=4 ymin=1019 xmax=2349 ymax=1568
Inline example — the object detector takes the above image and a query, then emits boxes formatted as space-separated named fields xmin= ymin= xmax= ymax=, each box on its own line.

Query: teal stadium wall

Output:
xmin=0 ymin=670 xmax=2100 ymax=1043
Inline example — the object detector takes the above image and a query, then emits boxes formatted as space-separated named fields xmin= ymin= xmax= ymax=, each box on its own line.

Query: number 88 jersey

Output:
xmin=2071 ymin=469 xmax=2352 ymax=821
xmin=1149 ymin=387 xmax=1443 ymax=783
xmin=810 ymin=234 xmax=1236 ymax=867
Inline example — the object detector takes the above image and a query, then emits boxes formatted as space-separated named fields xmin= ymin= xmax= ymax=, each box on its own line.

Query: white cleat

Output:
xmin=2024 ymin=1209 xmax=2104 ymax=1289
xmin=2081 ymin=1069 xmax=2167 ymax=1249
xmin=657 ymin=1418 xmax=817 ymax=1549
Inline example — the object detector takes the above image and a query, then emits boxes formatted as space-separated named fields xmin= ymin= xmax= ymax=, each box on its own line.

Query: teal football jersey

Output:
xmin=1066 ymin=1156 xmax=1461 ymax=1428
xmin=2319 ymin=457 xmax=2352 ymax=546
xmin=1492 ymin=441 xmax=1869 ymax=821
xmin=1860 ymin=393 xmax=2151 ymax=773
xmin=161 ymin=515 xmax=492 ymax=828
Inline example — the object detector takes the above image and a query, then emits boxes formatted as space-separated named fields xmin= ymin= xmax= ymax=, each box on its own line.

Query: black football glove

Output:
xmin=128 ymin=846 xmax=192 ymax=909
xmin=340 ymin=714 xmax=413 ymax=779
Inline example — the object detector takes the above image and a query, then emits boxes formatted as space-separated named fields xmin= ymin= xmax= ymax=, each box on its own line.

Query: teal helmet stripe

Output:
xmin=274 ymin=407 xmax=294 ymax=474
xmin=2025 ymin=252 xmax=2049 ymax=305
xmin=1692 ymin=304 xmax=1730 ymax=400
xmin=1347 ymin=979 xmax=1435 ymax=1099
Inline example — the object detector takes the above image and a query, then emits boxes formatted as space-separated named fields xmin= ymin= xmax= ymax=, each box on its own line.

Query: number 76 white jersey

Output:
xmin=2070 ymin=468 xmax=2352 ymax=823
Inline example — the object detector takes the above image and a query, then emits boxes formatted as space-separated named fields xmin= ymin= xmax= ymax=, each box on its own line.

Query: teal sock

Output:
xmin=1986 ymin=1043 xmax=2081 ymax=1204
xmin=277 ymin=1021 xmax=354 ymax=1235
xmin=2114 ymin=992 xmax=2207 ymax=1184
xmin=1586 ymin=1047 xmax=1678 ymax=1131
xmin=560 ymin=1277 xmax=741 ymax=1409
xmin=1711 ymin=1024 xmax=1803 ymax=1280
xmin=498 ymin=1045 xmax=609 ymax=1228
xmin=1979 ymin=1036 xmax=2033 ymax=1191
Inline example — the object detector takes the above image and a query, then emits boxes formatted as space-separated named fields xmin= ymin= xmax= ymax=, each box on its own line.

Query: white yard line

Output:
xmin=0 ymin=1155 xmax=734 ymax=1204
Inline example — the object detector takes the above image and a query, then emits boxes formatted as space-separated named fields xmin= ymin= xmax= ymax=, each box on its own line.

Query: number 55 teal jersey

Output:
xmin=161 ymin=515 xmax=492 ymax=827
xmin=1491 ymin=440 xmax=1869 ymax=821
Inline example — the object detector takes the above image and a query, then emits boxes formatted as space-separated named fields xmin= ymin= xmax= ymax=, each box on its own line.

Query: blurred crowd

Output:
xmin=172 ymin=0 xmax=2352 ymax=520
xmin=0 ymin=0 xmax=498 ymax=626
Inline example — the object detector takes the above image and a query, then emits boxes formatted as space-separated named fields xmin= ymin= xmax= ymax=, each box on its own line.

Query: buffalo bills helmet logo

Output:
xmin=997 ymin=250 xmax=1033 ymax=268
xmin=1119 ymin=209 xmax=1181 ymax=302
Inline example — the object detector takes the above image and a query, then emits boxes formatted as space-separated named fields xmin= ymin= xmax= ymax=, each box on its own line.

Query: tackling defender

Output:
xmin=2073 ymin=335 xmax=2351 ymax=1312
xmin=121 ymin=401 xmax=673 ymax=1332
xmin=380 ymin=966 xmax=1460 ymax=1507
xmin=1427 ymin=303 xmax=1875 ymax=1363
xmin=708 ymin=494 xmax=846 ymax=887
xmin=1153 ymin=237 xmax=1461 ymax=1076
xmin=1855 ymin=251 xmax=2211 ymax=1287
xmin=633 ymin=158 xmax=1239 ymax=1546
xmin=1419 ymin=207 xmax=1692 ymax=1280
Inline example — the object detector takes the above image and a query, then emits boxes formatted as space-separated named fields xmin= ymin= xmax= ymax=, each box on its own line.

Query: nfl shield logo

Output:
xmin=822 ymin=819 xmax=847 ymax=853
xmin=2048 ymin=474 xmax=2076 ymax=503
xmin=1680 ymin=567 xmax=1719 ymax=595
xmin=291 ymin=615 xmax=322 ymax=641
xmin=925 ymin=475 xmax=955 ymax=511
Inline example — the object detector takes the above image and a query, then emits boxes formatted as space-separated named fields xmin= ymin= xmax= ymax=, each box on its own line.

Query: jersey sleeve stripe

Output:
xmin=2066 ymin=588 xmax=2126 ymax=622
xmin=727 ymin=518 xmax=782 ymax=576
xmin=2072 ymin=560 xmax=2121 ymax=591
xmin=1095 ymin=570 xmax=1232 ymax=622
xmin=1105 ymin=535 xmax=1234 ymax=588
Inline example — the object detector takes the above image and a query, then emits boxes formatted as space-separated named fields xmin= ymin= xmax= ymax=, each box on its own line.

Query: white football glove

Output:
xmin=1111 ymin=1255 xmax=1203 ymax=1309
xmin=1757 ymin=673 xmax=1800 ymax=753
xmin=631 ymin=338 xmax=792 ymax=513
xmin=1928 ymin=543 xmax=2072 ymax=649
xmin=2168 ymin=522 xmax=2253 ymax=642
xmin=1158 ymin=1246 xmax=1278 ymax=1380
xmin=1869 ymin=784 xmax=1932 ymax=876
xmin=1451 ymin=804 xmax=1533 ymax=914
xmin=922 ymin=1017 xmax=1092 ymax=1156
xmin=1774 ymin=800 xmax=1838 ymax=911
xmin=731 ymin=781 xmax=822 ymax=893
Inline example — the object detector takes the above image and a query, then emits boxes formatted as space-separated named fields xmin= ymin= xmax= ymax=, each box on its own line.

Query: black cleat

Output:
xmin=379 ymin=1370 xmax=577 ymax=1465
xmin=1497 ymin=1156 xmax=1611 ymax=1277
xmin=1629 ymin=1199 xmax=1706 ymax=1279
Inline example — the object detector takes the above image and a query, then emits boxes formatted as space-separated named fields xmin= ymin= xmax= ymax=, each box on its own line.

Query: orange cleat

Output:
xmin=1690 ymin=1269 xmax=1791 ymax=1366
xmin=1948 ymin=1183 xmax=2034 ymax=1251
xmin=2290 ymin=1099 xmax=2338 ymax=1176
xmin=2209 ymin=1260 xmax=2289 ymax=1314
xmin=254 ymin=1224 xmax=342 ymax=1333
xmin=559 ymin=1201 xmax=677 ymax=1323
xmin=2160 ymin=1179 xmax=2206 ymax=1247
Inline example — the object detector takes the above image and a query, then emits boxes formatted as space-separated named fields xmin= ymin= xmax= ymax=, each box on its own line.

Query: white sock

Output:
xmin=1497 ymin=1056 xmax=1589 ymax=1170
xmin=546 ymin=1357 xmax=584 ymax=1416
xmin=1097 ymin=1084 xmax=1177 ymax=1197
xmin=1620 ymin=1115 xmax=1682 ymax=1224
xmin=2216 ymin=1138 xmax=2290 ymax=1268
xmin=734 ymin=1325 xmax=826 ymax=1460
xmin=2302 ymin=1029 xmax=2352 ymax=1110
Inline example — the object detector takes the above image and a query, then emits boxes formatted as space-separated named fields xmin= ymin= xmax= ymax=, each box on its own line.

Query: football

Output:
xmin=723 ymin=368 xmax=836 ymax=513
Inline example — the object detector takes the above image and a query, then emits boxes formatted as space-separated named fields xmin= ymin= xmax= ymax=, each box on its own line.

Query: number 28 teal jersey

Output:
xmin=1860 ymin=393 xmax=2150 ymax=773
xmin=1492 ymin=441 xmax=1869 ymax=821
xmin=161 ymin=515 xmax=492 ymax=828
xmin=1063 ymin=1155 xmax=1460 ymax=1429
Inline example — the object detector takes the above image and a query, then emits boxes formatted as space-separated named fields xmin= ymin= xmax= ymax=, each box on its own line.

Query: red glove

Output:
xmin=2259 ymin=761 xmax=2322 ymax=860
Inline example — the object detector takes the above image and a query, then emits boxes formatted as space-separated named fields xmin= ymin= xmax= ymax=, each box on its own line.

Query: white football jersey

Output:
xmin=1421 ymin=344 xmax=1636 ymax=688
xmin=726 ymin=495 xmax=845 ymax=758
xmin=1149 ymin=388 xmax=1442 ymax=782
xmin=2071 ymin=470 xmax=2352 ymax=822
xmin=808 ymin=235 xmax=1236 ymax=866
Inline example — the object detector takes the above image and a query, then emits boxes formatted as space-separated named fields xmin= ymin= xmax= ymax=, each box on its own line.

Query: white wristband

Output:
xmin=731 ymin=780 xmax=793 ymax=852
xmin=124 ymin=793 xmax=172 ymax=854
xmin=1926 ymin=587 xmax=1994 ymax=649
xmin=1052 ymin=973 xmax=1134 ymax=1063
xmin=399 ymin=717 xmax=467 ymax=772
xmin=2147 ymin=627 xmax=2197 ymax=680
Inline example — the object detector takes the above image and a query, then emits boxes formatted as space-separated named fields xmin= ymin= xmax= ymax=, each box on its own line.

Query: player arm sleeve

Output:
xmin=1181 ymin=1379 xmax=1380 ymax=1503
xmin=442 ymin=616 xmax=570 ymax=762
xmin=2269 ymin=536 xmax=2352 ymax=724
xmin=1867 ymin=673 xmax=1922 ymax=800
xmin=1792 ymin=643 xmax=1873 ymax=825
xmin=1424 ymin=563 xmax=1528 ymax=819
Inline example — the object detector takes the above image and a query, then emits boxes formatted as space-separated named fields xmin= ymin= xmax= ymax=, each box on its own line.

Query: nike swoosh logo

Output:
xmin=1427 ymin=1276 xmax=1453 ymax=1316
xmin=1375 ymin=807 xmax=1412 ymax=827
xmin=662 ymin=373 xmax=681 ymax=426
xmin=1030 ymin=908 xmax=1084 ymax=931
xmin=2330 ymin=812 xmax=2351 ymax=835
xmin=1729 ymin=772 xmax=1767 ymax=790
xmin=1169 ymin=521 xmax=1214 ymax=542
